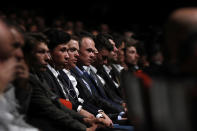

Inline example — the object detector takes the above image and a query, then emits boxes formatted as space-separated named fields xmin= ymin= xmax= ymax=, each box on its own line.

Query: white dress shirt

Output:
xmin=62 ymin=69 xmax=84 ymax=104
xmin=112 ymin=64 xmax=124 ymax=73
xmin=63 ymin=69 xmax=79 ymax=96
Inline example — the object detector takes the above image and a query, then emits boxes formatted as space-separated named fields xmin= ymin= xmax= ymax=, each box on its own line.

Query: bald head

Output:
xmin=164 ymin=8 xmax=197 ymax=64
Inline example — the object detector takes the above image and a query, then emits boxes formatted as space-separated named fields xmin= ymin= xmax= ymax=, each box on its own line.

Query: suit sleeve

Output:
xmin=28 ymin=76 xmax=87 ymax=131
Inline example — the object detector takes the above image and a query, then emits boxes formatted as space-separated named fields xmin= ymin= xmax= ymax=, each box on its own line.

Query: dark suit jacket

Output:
xmin=88 ymin=67 xmax=124 ymax=109
xmin=14 ymin=79 xmax=32 ymax=115
xmin=111 ymin=64 xmax=121 ymax=86
xmin=71 ymin=66 xmax=122 ymax=115
xmin=27 ymin=73 xmax=87 ymax=131
xmin=91 ymin=67 xmax=123 ymax=105
xmin=97 ymin=66 xmax=123 ymax=99
xmin=42 ymin=68 xmax=82 ymax=111
xmin=59 ymin=69 xmax=100 ymax=115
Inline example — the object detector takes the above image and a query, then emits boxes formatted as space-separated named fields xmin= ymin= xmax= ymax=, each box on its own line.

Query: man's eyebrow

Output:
xmin=86 ymin=48 xmax=95 ymax=52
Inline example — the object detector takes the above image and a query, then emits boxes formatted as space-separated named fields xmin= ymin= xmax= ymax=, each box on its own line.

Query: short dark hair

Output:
xmin=124 ymin=41 xmax=137 ymax=54
xmin=101 ymin=33 xmax=113 ymax=40
xmin=43 ymin=28 xmax=71 ymax=50
xmin=112 ymin=33 xmax=124 ymax=48
xmin=23 ymin=33 xmax=48 ymax=54
xmin=70 ymin=35 xmax=79 ymax=41
xmin=23 ymin=32 xmax=48 ymax=66
xmin=94 ymin=33 xmax=113 ymax=51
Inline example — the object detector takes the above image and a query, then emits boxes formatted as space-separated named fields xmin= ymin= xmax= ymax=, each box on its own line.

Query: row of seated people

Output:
xmin=0 ymin=16 xmax=139 ymax=131
xmin=22 ymin=8 xmax=197 ymax=131
xmin=16 ymin=27 xmax=135 ymax=131
xmin=3 ymin=7 xmax=197 ymax=131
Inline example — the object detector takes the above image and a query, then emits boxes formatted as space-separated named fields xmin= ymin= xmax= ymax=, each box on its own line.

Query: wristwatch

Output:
xmin=98 ymin=109 xmax=104 ymax=113
xmin=96 ymin=113 xmax=104 ymax=118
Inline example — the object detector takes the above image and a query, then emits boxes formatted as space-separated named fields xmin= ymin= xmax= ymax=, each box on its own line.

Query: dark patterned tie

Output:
xmin=89 ymin=69 xmax=108 ymax=99
xmin=82 ymin=69 xmax=98 ymax=95
xmin=109 ymin=68 xmax=120 ymax=86
xmin=59 ymin=70 xmax=78 ymax=101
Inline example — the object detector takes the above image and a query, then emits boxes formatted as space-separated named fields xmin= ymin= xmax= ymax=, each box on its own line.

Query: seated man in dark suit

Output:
xmin=23 ymin=32 xmax=99 ymax=131
xmin=72 ymin=32 xmax=122 ymax=115
xmin=70 ymin=31 xmax=133 ymax=130
xmin=93 ymin=33 xmax=125 ymax=106
xmin=96 ymin=33 xmax=123 ymax=99
xmin=42 ymin=29 xmax=112 ymax=127
xmin=93 ymin=33 xmax=129 ymax=118
xmin=60 ymin=35 xmax=128 ymax=128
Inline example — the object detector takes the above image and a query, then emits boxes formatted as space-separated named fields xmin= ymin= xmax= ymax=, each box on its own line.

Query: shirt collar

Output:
xmin=63 ymin=69 xmax=70 ymax=75
xmin=103 ymin=65 xmax=112 ymax=75
xmin=47 ymin=64 xmax=60 ymax=78
xmin=90 ymin=65 xmax=97 ymax=74
xmin=112 ymin=64 xmax=124 ymax=73
xmin=83 ymin=66 xmax=91 ymax=74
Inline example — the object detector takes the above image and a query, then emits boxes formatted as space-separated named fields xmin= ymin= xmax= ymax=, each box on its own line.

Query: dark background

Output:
xmin=2 ymin=0 xmax=197 ymax=32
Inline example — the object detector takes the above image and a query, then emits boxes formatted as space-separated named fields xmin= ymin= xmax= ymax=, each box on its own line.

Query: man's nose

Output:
xmin=65 ymin=51 xmax=69 ymax=59
xmin=45 ymin=53 xmax=50 ymax=62
xmin=114 ymin=46 xmax=118 ymax=52
xmin=90 ymin=52 xmax=95 ymax=58
xmin=15 ymin=48 xmax=24 ymax=62
xmin=75 ymin=51 xmax=79 ymax=57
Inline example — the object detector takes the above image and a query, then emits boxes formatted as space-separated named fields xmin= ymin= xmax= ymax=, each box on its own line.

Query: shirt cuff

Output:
xmin=117 ymin=115 xmax=122 ymax=120
xmin=117 ymin=112 xmax=125 ymax=120
xmin=78 ymin=98 xmax=84 ymax=103
xmin=77 ymin=105 xmax=83 ymax=112
xmin=119 ymin=111 xmax=125 ymax=116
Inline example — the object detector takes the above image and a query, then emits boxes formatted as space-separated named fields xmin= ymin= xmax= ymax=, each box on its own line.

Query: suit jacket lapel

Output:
xmin=44 ymin=68 xmax=67 ymax=98
xmin=29 ymin=73 xmax=58 ymax=99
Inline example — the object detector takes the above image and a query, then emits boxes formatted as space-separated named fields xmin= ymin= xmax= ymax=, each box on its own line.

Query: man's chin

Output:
xmin=85 ymin=63 xmax=91 ymax=66
xmin=71 ymin=63 xmax=76 ymax=67
xmin=15 ymin=72 xmax=29 ymax=80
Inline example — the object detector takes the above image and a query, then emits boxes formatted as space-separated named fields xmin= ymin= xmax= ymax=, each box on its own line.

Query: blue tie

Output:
xmin=82 ymin=70 xmax=98 ymax=95
xmin=89 ymin=69 xmax=108 ymax=99
xmin=83 ymin=69 xmax=108 ymax=98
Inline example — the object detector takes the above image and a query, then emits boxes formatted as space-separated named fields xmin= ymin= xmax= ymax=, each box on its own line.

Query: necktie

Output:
xmin=110 ymin=69 xmax=120 ymax=86
xmin=89 ymin=69 xmax=108 ymax=99
xmin=57 ymin=74 xmax=70 ymax=100
xmin=59 ymin=71 xmax=78 ymax=101
xmin=82 ymin=70 xmax=98 ymax=95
